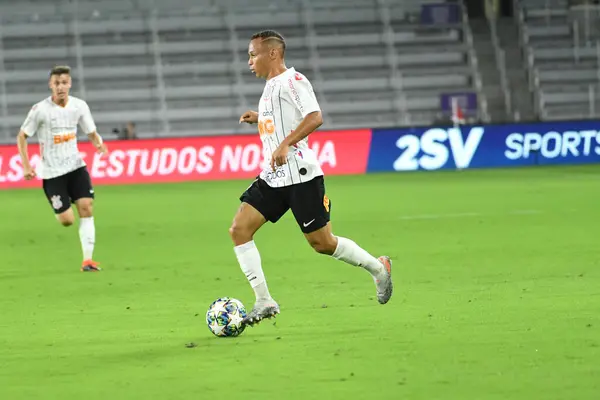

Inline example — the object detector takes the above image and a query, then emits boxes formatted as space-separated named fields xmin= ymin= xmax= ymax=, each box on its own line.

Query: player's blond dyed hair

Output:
xmin=49 ymin=65 xmax=71 ymax=77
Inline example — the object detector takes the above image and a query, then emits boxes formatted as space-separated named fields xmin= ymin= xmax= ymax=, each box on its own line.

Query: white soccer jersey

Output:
xmin=257 ymin=67 xmax=323 ymax=187
xmin=20 ymin=96 xmax=96 ymax=179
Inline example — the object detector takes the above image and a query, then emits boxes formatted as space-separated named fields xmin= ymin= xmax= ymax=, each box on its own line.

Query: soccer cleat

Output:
xmin=375 ymin=256 xmax=393 ymax=304
xmin=242 ymin=299 xmax=280 ymax=327
xmin=81 ymin=259 xmax=101 ymax=272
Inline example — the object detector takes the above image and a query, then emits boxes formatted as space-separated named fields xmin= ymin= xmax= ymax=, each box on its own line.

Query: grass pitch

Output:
xmin=1 ymin=165 xmax=599 ymax=399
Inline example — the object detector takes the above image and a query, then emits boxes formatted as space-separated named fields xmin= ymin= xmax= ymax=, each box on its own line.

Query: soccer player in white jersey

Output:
xmin=16 ymin=65 xmax=108 ymax=272
xmin=233 ymin=31 xmax=393 ymax=326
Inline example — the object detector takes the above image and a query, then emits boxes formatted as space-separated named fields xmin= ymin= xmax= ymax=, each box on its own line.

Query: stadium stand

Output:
xmin=0 ymin=0 xmax=484 ymax=141
xmin=517 ymin=0 xmax=600 ymax=120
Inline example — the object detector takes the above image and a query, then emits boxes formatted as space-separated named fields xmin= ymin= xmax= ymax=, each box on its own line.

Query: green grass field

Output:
xmin=1 ymin=165 xmax=599 ymax=399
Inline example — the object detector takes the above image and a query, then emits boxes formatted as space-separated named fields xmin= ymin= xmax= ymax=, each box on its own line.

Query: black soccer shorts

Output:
xmin=42 ymin=167 xmax=95 ymax=214
xmin=240 ymin=176 xmax=331 ymax=234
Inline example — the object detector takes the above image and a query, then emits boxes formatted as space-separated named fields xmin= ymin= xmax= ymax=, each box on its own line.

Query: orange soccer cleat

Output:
xmin=81 ymin=259 xmax=101 ymax=272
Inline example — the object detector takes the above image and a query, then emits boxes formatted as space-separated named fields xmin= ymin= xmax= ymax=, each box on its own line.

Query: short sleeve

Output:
xmin=78 ymin=101 xmax=97 ymax=134
xmin=20 ymin=105 xmax=40 ymax=137
xmin=286 ymin=72 xmax=321 ymax=118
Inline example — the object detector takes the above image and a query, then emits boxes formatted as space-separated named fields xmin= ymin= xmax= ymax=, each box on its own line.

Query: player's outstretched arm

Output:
xmin=16 ymin=130 xmax=36 ymax=180
xmin=239 ymin=110 xmax=258 ymax=124
xmin=271 ymin=111 xmax=323 ymax=170
xmin=87 ymin=131 xmax=108 ymax=155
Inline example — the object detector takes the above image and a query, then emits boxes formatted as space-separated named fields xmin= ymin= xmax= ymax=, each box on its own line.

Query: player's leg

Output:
xmin=232 ymin=178 xmax=287 ymax=325
xmin=43 ymin=176 xmax=75 ymax=226
xmin=56 ymin=209 xmax=76 ymax=226
xmin=291 ymin=177 xmax=393 ymax=304
xmin=74 ymin=197 xmax=97 ymax=269
xmin=229 ymin=202 xmax=266 ymax=246
xmin=69 ymin=167 xmax=99 ymax=272
xmin=304 ymin=223 xmax=393 ymax=304
xmin=229 ymin=202 xmax=270 ymax=300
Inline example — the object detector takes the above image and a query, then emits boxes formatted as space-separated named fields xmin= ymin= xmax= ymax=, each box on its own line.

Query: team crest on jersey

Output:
xmin=295 ymin=73 xmax=303 ymax=81
xmin=50 ymin=195 xmax=63 ymax=210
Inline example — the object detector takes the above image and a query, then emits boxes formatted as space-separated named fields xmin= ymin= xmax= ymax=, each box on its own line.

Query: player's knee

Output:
xmin=57 ymin=214 xmax=74 ymax=227
xmin=61 ymin=219 xmax=74 ymax=227
xmin=309 ymin=236 xmax=337 ymax=255
xmin=229 ymin=221 xmax=253 ymax=245
xmin=78 ymin=201 xmax=93 ymax=217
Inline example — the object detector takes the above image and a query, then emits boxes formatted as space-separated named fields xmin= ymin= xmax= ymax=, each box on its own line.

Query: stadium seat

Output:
xmin=0 ymin=0 xmax=479 ymax=141
xmin=517 ymin=0 xmax=600 ymax=119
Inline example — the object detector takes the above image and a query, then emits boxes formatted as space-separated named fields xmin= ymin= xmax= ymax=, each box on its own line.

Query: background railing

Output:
xmin=487 ymin=14 xmax=512 ymax=120
xmin=461 ymin=2 xmax=490 ymax=123
xmin=516 ymin=0 xmax=600 ymax=119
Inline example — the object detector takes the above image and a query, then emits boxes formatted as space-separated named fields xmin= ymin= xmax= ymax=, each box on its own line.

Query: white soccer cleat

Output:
xmin=242 ymin=299 xmax=280 ymax=327
xmin=375 ymin=256 xmax=393 ymax=304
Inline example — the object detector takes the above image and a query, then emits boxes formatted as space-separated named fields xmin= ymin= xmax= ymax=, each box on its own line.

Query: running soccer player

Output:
xmin=234 ymin=31 xmax=393 ymax=326
xmin=16 ymin=65 xmax=107 ymax=272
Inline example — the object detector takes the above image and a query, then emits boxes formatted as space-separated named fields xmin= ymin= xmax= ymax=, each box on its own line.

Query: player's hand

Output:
xmin=96 ymin=143 xmax=109 ymax=156
xmin=239 ymin=110 xmax=258 ymax=124
xmin=23 ymin=165 xmax=36 ymax=180
xmin=271 ymin=145 xmax=290 ymax=171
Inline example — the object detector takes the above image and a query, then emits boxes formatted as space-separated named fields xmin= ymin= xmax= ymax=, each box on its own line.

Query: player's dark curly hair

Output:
xmin=251 ymin=30 xmax=286 ymax=55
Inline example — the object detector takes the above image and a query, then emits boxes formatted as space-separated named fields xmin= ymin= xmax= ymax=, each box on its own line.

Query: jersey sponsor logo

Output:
xmin=295 ymin=73 xmax=303 ymax=81
xmin=288 ymin=79 xmax=304 ymax=114
xmin=262 ymin=110 xmax=273 ymax=117
xmin=50 ymin=195 xmax=63 ymax=210
xmin=258 ymin=118 xmax=275 ymax=136
xmin=53 ymin=132 xmax=76 ymax=144
xmin=263 ymin=167 xmax=286 ymax=183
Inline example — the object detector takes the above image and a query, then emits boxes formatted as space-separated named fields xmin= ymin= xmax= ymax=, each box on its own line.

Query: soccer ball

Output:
xmin=206 ymin=297 xmax=247 ymax=337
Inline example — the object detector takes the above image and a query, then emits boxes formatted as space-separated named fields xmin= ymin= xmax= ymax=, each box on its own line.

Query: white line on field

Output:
xmin=399 ymin=212 xmax=481 ymax=220
xmin=508 ymin=209 xmax=543 ymax=215
xmin=398 ymin=210 xmax=543 ymax=221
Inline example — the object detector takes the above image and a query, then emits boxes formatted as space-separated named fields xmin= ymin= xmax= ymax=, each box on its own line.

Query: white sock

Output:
xmin=332 ymin=236 xmax=385 ymax=278
xmin=234 ymin=240 xmax=272 ymax=301
xmin=79 ymin=217 xmax=95 ymax=261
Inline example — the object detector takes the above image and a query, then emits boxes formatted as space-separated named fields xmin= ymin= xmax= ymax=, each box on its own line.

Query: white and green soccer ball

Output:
xmin=206 ymin=297 xmax=247 ymax=337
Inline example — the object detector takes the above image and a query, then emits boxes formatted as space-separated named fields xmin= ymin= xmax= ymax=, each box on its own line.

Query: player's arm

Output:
xmin=87 ymin=131 xmax=108 ymax=155
xmin=271 ymin=111 xmax=322 ymax=170
xmin=239 ymin=110 xmax=258 ymax=124
xmin=280 ymin=111 xmax=323 ymax=147
xmin=80 ymin=102 xmax=108 ymax=155
xmin=17 ymin=106 xmax=39 ymax=180
xmin=16 ymin=130 xmax=36 ymax=180
xmin=271 ymin=75 xmax=322 ymax=169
